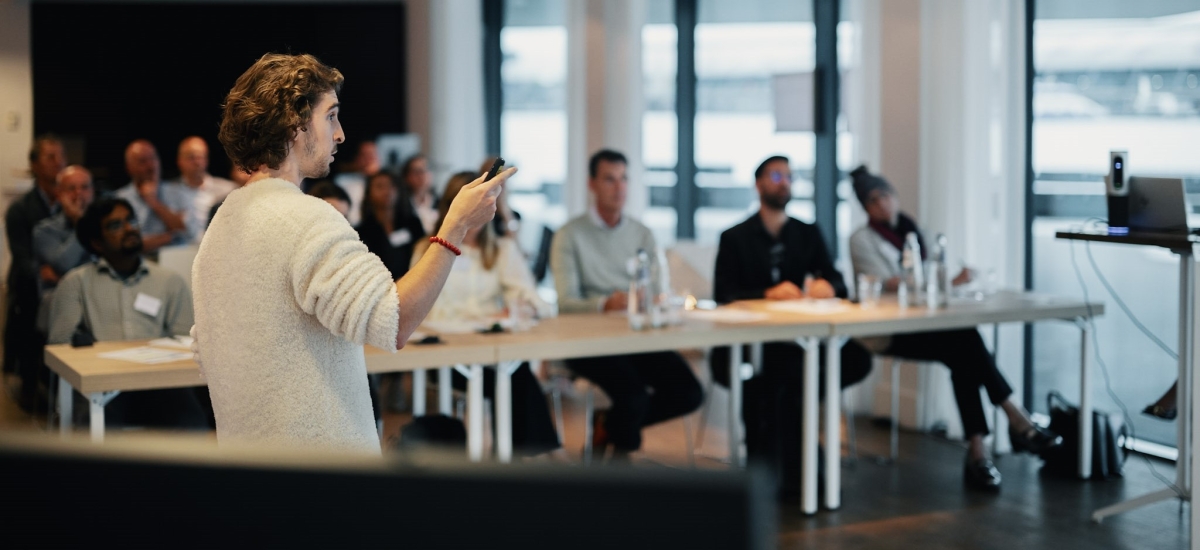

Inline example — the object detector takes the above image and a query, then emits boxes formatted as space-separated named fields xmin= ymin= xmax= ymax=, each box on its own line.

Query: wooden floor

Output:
xmin=2 ymin=370 xmax=1190 ymax=549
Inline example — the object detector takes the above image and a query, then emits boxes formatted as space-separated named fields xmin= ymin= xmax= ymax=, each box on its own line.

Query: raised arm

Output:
xmin=393 ymin=167 xmax=516 ymax=345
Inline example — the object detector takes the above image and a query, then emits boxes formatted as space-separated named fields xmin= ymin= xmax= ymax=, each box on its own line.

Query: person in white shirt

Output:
xmin=174 ymin=136 xmax=237 ymax=242
xmin=401 ymin=154 xmax=439 ymax=236
xmin=410 ymin=171 xmax=561 ymax=457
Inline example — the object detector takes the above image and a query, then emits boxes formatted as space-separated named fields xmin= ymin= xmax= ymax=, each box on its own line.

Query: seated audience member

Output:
xmin=173 ymin=136 xmax=237 ymax=242
xmin=357 ymin=171 xmax=427 ymax=279
xmin=6 ymin=134 xmax=65 ymax=412
xmin=410 ymin=171 xmax=561 ymax=457
xmin=115 ymin=139 xmax=192 ymax=253
xmin=401 ymin=154 xmax=439 ymax=236
xmin=848 ymin=165 xmax=1061 ymax=490
xmin=331 ymin=140 xmax=379 ymax=226
xmin=33 ymin=165 xmax=95 ymax=330
xmin=712 ymin=155 xmax=873 ymax=497
xmin=308 ymin=180 xmax=352 ymax=219
xmin=551 ymin=149 xmax=703 ymax=462
xmin=48 ymin=197 xmax=207 ymax=428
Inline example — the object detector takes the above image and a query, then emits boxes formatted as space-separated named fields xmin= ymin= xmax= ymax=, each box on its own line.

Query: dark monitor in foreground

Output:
xmin=2 ymin=434 xmax=775 ymax=549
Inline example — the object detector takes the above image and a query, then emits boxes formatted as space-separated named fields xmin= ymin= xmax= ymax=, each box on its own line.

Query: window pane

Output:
xmin=502 ymin=0 xmax=568 ymax=253
xmin=644 ymin=0 xmax=678 ymax=247
xmin=1031 ymin=4 xmax=1200 ymax=446
xmin=693 ymin=0 xmax=816 ymax=245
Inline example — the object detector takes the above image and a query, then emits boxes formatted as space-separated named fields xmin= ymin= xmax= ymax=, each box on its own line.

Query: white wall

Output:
xmin=0 ymin=0 xmax=33 ymax=191
xmin=0 ymin=0 xmax=34 ymax=285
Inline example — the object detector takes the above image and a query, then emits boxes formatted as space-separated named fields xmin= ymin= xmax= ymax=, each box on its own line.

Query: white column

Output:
xmin=427 ymin=0 xmax=487 ymax=192
xmin=565 ymin=0 xmax=646 ymax=220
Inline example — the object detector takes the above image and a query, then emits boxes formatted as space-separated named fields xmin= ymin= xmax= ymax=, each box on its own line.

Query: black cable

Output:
xmin=1069 ymin=239 xmax=1179 ymax=493
xmin=1084 ymin=241 xmax=1178 ymax=360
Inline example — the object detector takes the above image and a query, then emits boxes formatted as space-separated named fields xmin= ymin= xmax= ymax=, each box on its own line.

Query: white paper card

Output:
xmin=133 ymin=293 xmax=162 ymax=317
xmin=98 ymin=347 xmax=192 ymax=365
xmin=388 ymin=229 xmax=413 ymax=247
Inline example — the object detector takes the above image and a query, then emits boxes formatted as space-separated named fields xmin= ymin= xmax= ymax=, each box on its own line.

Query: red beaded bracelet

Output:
xmin=429 ymin=236 xmax=462 ymax=256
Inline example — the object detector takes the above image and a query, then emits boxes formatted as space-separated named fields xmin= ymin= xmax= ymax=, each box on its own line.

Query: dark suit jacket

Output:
xmin=713 ymin=213 xmax=847 ymax=304
xmin=356 ymin=207 xmax=427 ymax=280
xmin=6 ymin=188 xmax=55 ymax=305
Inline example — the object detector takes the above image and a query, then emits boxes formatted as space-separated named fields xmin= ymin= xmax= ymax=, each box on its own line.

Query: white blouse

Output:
xmin=419 ymin=237 xmax=554 ymax=323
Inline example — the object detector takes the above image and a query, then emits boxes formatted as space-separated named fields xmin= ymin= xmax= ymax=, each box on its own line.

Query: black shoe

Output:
xmin=964 ymin=458 xmax=1002 ymax=492
xmin=1142 ymin=404 xmax=1177 ymax=421
xmin=1010 ymin=425 xmax=1063 ymax=455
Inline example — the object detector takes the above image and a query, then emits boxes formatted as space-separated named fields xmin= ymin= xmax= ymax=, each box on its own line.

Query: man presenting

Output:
xmin=193 ymin=53 xmax=513 ymax=452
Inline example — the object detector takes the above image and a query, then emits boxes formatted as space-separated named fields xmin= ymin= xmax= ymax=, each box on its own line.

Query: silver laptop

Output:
xmin=1129 ymin=177 xmax=1189 ymax=234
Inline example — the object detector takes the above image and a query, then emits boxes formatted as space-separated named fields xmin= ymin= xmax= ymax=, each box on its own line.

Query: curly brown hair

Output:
xmin=218 ymin=53 xmax=344 ymax=172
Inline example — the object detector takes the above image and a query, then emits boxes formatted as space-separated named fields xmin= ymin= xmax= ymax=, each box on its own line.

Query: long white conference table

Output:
xmin=45 ymin=290 xmax=1102 ymax=515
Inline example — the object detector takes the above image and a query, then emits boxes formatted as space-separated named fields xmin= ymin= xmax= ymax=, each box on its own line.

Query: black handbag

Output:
xmin=1040 ymin=391 xmax=1128 ymax=480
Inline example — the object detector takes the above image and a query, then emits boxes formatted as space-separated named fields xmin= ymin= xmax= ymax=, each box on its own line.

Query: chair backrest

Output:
xmin=531 ymin=225 xmax=554 ymax=283
xmin=665 ymin=241 xmax=718 ymax=300
xmin=156 ymin=243 xmax=199 ymax=289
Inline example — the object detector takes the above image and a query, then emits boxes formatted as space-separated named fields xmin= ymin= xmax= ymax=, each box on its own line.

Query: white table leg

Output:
xmin=439 ymin=367 xmax=453 ymax=415
xmin=467 ymin=364 xmax=484 ymax=461
xmin=728 ymin=344 xmax=744 ymax=468
xmin=824 ymin=336 xmax=844 ymax=510
xmin=802 ymin=336 xmax=820 ymax=515
xmin=58 ymin=377 xmax=73 ymax=438
xmin=496 ymin=361 xmax=517 ymax=463
xmin=1078 ymin=321 xmax=1092 ymax=479
xmin=412 ymin=369 xmax=426 ymax=416
xmin=88 ymin=392 xmax=115 ymax=443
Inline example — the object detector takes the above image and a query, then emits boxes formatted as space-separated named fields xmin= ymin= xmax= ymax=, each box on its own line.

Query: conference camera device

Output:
xmin=1106 ymin=150 xmax=1129 ymax=235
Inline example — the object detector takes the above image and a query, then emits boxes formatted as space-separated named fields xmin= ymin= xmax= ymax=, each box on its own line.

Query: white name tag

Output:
xmin=134 ymin=292 xmax=162 ymax=317
xmin=388 ymin=229 xmax=413 ymax=247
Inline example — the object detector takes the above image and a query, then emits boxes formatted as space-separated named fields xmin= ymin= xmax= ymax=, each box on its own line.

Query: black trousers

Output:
xmin=711 ymin=340 xmax=873 ymax=492
xmin=5 ymin=297 xmax=46 ymax=400
xmin=884 ymin=328 xmax=1014 ymax=438
xmin=103 ymin=388 xmax=210 ymax=429
xmin=566 ymin=351 xmax=704 ymax=452
xmin=450 ymin=362 xmax=561 ymax=456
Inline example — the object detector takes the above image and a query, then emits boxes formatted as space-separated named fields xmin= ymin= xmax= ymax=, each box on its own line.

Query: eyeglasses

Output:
xmin=102 ymin=217 xmax=139 ymax=232
xmin=769 ymin=171 xmax=792 ymax=184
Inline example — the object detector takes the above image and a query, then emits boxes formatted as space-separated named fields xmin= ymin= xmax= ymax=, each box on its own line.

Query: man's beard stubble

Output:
xmin=761 ymin=191 xmax=791 ymax=211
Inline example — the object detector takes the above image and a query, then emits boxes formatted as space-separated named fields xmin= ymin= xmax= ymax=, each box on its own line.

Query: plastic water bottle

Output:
xmin=901 ymin=233 xmax=923 ymax=308
xmin=627 ymin=249 xmax=651 ymax=330
xmin=925 ymin=234 xmax=950 ymax=309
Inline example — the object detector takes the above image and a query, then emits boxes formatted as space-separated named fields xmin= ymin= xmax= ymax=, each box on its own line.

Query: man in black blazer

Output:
xmin=6 ymin=134 xmax=65 ymax=412
xmin=711 ymin=155 xmax=872 ymax=498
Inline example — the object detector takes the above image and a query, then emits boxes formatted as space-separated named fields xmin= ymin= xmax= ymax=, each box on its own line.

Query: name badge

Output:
xmin=134 ymin=293 xmax=162 ymax=317
xmin=389 ymin=229 xmax=413 ymax=247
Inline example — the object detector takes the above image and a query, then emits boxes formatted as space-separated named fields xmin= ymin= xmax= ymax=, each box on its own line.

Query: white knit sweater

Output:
xmin=192 ymin=178 xmax=399 ymax=453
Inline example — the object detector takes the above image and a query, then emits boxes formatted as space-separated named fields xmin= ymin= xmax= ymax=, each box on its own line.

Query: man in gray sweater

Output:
xmin=550 ymin=149 xmax=702 ymax=461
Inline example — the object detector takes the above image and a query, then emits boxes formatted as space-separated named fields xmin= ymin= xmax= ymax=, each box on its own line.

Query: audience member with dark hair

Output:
xmin=48 ymin=197 xmax=207 ymax=428
xmin=5 ymin=134 xmax=65 ymax=412
xmin=848 ymin=164 xmax=1061 ymax=490
xmin=115 ymin=139 xmax=192 ymax=253
xmin=713 ymin=155 xmax=874 ymax=498
xmin=308 ymin=179 xmax=353 ymax=219
xmin=411 ymin=170 xmax=560 ymax=457
xmin=33 ymin=165 xmax=95 ymax=331
xmin=401 ymin=154 xmax=439 ymax=236
xmin=551 ymin=148 xmax=703 ymax=462
xmin=356 ymin=171 xmax=426 ymax=279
